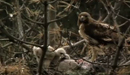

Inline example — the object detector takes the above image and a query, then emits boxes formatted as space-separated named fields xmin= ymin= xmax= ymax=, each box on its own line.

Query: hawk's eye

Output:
xmin=60 ymin=53 xmax=63 ymax=55
xmin=80 ymin=15 xmax=87 ymax=17
xmin=127 ymin=40 xmax=130 ymax=44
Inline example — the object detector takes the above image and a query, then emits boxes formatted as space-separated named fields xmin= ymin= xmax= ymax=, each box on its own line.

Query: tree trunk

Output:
xmin=48 ymin=0 xmax=59 ymax=47
xmin=15 ymin=0 xmax=24 ymax=40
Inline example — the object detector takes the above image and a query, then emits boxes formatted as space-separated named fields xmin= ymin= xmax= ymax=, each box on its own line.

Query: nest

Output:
xmin=0 ymin=64 xmax=31 ymax=75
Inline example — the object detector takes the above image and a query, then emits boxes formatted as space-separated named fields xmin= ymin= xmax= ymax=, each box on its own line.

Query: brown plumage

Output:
xmin=78 ymin=12 xmax=121 ymax=45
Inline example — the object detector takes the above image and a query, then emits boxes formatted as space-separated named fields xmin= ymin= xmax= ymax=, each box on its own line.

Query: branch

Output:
xmin=15 ymin=0 xmax=24 ymax=40
xmin=124 ymin=1 xmax=130 ymax=8
xmin=48 ymin=12 xmax=71 ymax=24
xmin=0 ymin=38 xmax=9 ymax=41
xmin=63 ymin=39 xmax=86 ymax=49
xmin=100 ymin=0 xmax=110 ymax=14
xmin=100 ymin=0 xmax=111 ymax=22
xmin=23 ymin=11 xmax=72 ymax=26
xmin=0 ymin=22 xmax=41 ymax=47
xmin=119 ymin=21 xmax=129 ymax=27
xmin=0 ymin=0 xmax=13 ymax=7
xmin=0 ymin=38 xmax=31 ymax=52
xmin=102 ymin=1 xmax=122 ymax=22
xmin=23 ymin=0 xmax=78 ymax=26
xmin=23 ymin=14 xmax=44 ymax=25
xmin=110 ymin=25 xmax=130 ymax=75
xmin=37 ymin=1 xmax=48 ymax=75
xmin=48 ymin=0 xmax=57 ymax=4
xmin=2 ymin=42 xmax=13 ymax=48
xmin=116 ymin=14 xmax=130 ymax=22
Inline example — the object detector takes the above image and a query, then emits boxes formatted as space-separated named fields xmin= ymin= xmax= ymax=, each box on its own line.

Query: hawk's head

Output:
xmin=78 ymin=12 xmax=91 ymax=25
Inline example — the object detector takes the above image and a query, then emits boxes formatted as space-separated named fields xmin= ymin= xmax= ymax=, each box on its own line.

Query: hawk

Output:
xmin=78 ymin=12 xmax=121 ymax=45
xmin=32 ymin=46 xmax=67 ymax=69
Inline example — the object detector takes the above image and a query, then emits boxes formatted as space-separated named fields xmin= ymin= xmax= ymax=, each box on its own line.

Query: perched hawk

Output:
xmin=78 ymin=12 xmax=121 ymax=45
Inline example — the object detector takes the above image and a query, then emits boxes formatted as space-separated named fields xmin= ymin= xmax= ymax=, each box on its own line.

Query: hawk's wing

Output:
xmin=79 ymin=24 xmax=99 ymax=45
xmin=92 ymin=22 xmax=118 ymax=42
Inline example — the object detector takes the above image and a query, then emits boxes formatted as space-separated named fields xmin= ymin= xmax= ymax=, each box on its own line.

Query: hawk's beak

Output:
xmin=60 ymin=53 xmax=66 ymax=59
xmin=80 ymin=16 xmax=86 ymax=21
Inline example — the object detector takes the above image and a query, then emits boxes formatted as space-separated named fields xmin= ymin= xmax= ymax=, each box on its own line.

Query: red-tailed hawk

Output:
xmin=78 ymin=12 xmax=121 ymax=45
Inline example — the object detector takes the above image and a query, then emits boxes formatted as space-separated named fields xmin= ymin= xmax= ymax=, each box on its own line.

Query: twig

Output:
xmin=37 ymin=1 xmax=48 ymax=75
xmin=63 ymin=39 xmax=86 ymax=49
xmin=48 ymin=0 xmax=57 ymax=4
xmin=109 ymin=1 xmax=126 ymax=75
xmin=123 ymin=1 xmax=130 ymax=8
xmin=23 ymin=1 xmax=78 ymax=27
xmin=80 ymin=43 xmax=87 ymax=55
xmin=2 ymin=42 xmax=13 ymax=48
xmin=23 ymin=11 xmax=72 ymax=26
xmin=23 ymin=14 xmax=44 ymax=25
xmin=110 ymin=25 xmax=130 ymax=75
xmin=0 ymin=22 xmax=41 ymax=47
xmin=119 ymin=21 xmax=129 ymax=27
xmin=100 ymin=0 xmax=111 ymax=22
xmin=0 ymin=0 xmax=13 ymax=7
xmin=0 ymin=39 xmax=9 ymax=41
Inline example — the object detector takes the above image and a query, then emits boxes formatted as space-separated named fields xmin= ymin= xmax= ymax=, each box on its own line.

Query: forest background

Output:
xmin=0 ymin=0 xmax=130 ymax=75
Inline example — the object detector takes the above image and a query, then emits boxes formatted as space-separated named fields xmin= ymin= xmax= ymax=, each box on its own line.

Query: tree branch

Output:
xmin=0 ymin=0 xmax=13 ymax=7
xmin=0 ymin=22 xmax=41 ymax=47
xmin=37 ymin=1 xmax=49 ymax=75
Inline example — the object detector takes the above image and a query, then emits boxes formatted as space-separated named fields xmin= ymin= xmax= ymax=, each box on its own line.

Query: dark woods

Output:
xmin=0 ymin=0 xmax=130 ymax=75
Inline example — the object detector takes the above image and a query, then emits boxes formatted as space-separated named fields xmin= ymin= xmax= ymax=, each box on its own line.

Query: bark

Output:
xmin=15 ymin=0 xmax=24 ymax=40
xmin=37 ymin=1 xmax=49 ymax=75
xmin=48 ymin=0 xmax=59 ymax=47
